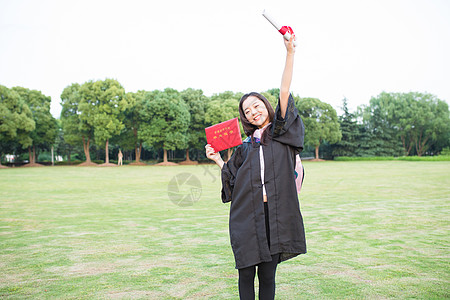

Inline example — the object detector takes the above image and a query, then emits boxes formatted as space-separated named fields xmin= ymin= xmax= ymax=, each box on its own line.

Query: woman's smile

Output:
xmin=243 ymin=96 xmax=270 ymax=128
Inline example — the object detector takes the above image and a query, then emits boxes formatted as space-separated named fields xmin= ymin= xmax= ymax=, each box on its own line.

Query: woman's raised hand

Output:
xmin=284 ymin=34 xmax=296 ymax=55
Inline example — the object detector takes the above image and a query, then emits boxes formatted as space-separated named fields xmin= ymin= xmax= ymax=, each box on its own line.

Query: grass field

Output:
xmin=0 ymin=161 xmax=449 ymax=299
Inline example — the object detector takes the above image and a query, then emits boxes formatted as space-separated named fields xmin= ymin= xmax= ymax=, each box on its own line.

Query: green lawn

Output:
xmin=0 ymin=162 xmax=449 ymax=299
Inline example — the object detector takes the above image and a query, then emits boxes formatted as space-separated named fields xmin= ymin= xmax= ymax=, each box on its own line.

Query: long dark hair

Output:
xmin=239 ymin=92 xmax=275 ymax=145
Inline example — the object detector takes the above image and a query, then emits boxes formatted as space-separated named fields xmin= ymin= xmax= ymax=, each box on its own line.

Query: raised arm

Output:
xmin=279 ymin=34 xmax=296 ymax=119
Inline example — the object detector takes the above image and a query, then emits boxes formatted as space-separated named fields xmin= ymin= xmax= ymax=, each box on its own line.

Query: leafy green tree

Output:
xmin=139 ymin=88 xmax=190 ymax=164
xmin=210 ymin=91 xmax=243 ymax=103
xmin=54 ymin=118 xmax=83 ymax=163
xmin=359 ymin=92 xmax=449 ymax=156
xmin=358 ymin=93 xmax=404 ymax=156
xmin=78 ymin=80 xmax=100 ymax=164
xmin=180 ymin=88 xmax=208 ymax=163
xmin=261 ymin=90 xmax=278 ymax=113
xmin=355 ymin=123 xmax=376 ymax=157
xmin=388 ymin=93 xmax=415 ymax=155
xmin=429 ymin=129 xmax=450 ymax=156
xmin=77 ymin=79 xmax=127 ymax=164
xmin=332 ymin=98 xmax=361 ymax=157
xmin=366 ymin=92 xmax=418 ymax=156
xmin=265 ymin=88 xmax=280 ymax=100
xmin=0 ymin=85 xmax=35 ymax=166
xmin=90 ymin=79 xmax=127 ymax=164
xmin=297 ymin=97 xmax=341 ymax=160
xmin=60 ymin=83 xmax=86 ymax=162
xmin=116 ymin=91 xmax=147 ymax=164
xmin=205 ymin=100 xmax=239 ymax=125
xmin=406 ymin=93 xmax=449 ymax=156
xmin=12 ymin=87 xmax=57 ymax=165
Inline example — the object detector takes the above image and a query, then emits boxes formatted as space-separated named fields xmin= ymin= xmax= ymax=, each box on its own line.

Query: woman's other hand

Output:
xmin=205 ymin=144 xmax=225 ymax=169
xmin=205 ymin=144 xmax=221 ymax=161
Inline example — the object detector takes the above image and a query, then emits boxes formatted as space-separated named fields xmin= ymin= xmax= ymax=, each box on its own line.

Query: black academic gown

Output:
xmin=221 ymin=94 xmax=307 ymax=269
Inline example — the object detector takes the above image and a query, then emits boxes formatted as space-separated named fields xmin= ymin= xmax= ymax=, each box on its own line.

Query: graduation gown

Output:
xmin=221 ymin=94 xmax=307 ymax=269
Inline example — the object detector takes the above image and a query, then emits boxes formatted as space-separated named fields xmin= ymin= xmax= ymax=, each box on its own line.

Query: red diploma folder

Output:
xmin=205 ymin=117 xmax=243 ymax=152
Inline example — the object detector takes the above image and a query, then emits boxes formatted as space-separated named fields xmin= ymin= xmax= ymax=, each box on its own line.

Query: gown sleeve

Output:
xmin=221 ymin=145 xmax=245 ymax=203
xmin=271 ymin=93 xmax=305 ymax=151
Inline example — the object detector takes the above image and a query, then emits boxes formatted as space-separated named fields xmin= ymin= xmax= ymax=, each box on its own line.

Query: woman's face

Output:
xmin=242 ymin=96 xmax=270 ymax=129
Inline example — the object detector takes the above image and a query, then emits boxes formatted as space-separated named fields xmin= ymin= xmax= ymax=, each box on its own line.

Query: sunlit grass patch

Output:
xmin=0 ymin=162 xmax=449 ymax=299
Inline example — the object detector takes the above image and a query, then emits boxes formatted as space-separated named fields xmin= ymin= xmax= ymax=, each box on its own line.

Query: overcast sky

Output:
xmin=1 ymin=0 xmax=449 ymax=118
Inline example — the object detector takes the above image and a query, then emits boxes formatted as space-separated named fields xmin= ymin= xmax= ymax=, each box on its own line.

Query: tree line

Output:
xmin=1 ymin=80 xmax=449 ymax=166
xmin=332 ymin=93 xmax=450 ymax=158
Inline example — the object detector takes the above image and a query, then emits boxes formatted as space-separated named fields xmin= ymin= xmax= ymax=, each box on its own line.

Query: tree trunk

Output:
xmin=163 ymin=148 xmax=168 ymax=163
xmin=416 ymin=141 xmax=422 ymax=157
xmin=68 ymin=151 xmax=71 ymax=163
xmin=82 ymin=136 xmax=92 ymax=163
xmin=407 ymin=143 xmax=413 ymax=156
xmin=315 ymin=145 xmax=320 ymax=160
xmin=105 ymin=139 xmax=109 ymax=164
xmin=401 ymin=135 xmax=408 ymax=156
xmin=415 ymin=131 xmax=429 ymax=157
xmin=133 ymin=127 xmax=140 ymax=163
xmin=27 ymin=146 xmax=36 ymax=164
xmin=135 ymin=143 xmax=142 ymax=163
xmin=185 ymin=149 xmax=191 ymax=161
xmin=417 ymin=139 xmax=428 ymax=157
xmin=29 ymin=147 xmax=33 ymax=164
xmin=401 ymin=135 xmax=414 ymax=156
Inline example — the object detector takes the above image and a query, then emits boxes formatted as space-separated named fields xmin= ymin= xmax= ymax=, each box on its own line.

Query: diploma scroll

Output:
xmin=262 ymin=9 xmax=298 ymax=47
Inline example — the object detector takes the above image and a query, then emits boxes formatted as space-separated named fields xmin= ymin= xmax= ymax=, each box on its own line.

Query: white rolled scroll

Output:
xmin=262 ymin=9 xmax=297 ymax=46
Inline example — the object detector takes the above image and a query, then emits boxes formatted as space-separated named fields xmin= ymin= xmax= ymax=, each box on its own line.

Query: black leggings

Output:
xmin=238 ymin=202 xmax=280 ymax=300
xmin=238 ymin=253 xmax=280 ymax=300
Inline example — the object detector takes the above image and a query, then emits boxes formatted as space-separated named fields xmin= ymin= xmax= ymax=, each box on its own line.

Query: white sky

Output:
xmin=1 ymin=0 xmax=449 ymax=118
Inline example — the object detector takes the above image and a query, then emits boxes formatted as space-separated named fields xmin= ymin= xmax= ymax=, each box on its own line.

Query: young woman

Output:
xmin=205 ymin=34 xmax=306 ymax=300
